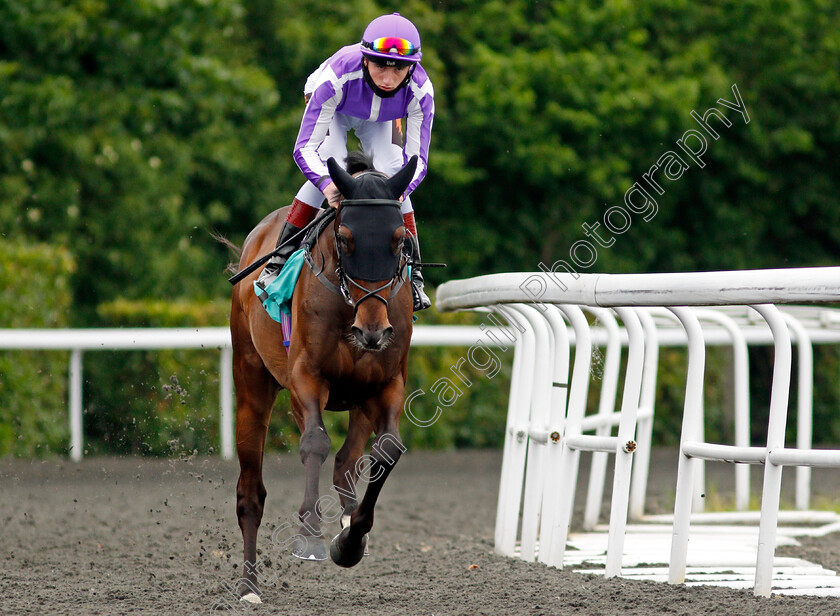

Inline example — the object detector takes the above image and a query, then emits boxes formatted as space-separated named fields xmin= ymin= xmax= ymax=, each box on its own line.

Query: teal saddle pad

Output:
xmin=253 ymin=248 xmax=306 ymax=322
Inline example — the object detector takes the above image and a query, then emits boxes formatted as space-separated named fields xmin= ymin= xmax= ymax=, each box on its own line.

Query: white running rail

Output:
xmin=436 ymin=266 xmax=840 ymax=597
xmin=0 ymin=325 xmax=492 ymax=462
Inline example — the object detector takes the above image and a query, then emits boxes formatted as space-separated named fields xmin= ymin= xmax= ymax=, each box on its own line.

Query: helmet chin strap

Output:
xmin=362 ymin=61 xmax=415 ymax=98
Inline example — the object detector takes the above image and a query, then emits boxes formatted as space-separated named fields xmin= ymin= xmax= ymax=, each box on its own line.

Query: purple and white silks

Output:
xmin=293 ymin=44 xmax=435 ymax=198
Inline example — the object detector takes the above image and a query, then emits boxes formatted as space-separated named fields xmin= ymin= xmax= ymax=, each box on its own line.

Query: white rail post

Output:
xmin=753 ymin=304 xmax=793 ymax=598
xmin=537 ymin=305 xmax=571 ymax=566
xmin=493 ymin=305 xmax=534 ymax=557
xmin=668 ymin=307 xmax=705 ymax=585
xmin=781 ymin=312 xmax=814 ymax=510
xmin=491 ymin=307 xmax=523 ymax=555
xmin=582 ymin=307 xmax=621 ymax=530
xmin=491 ymin=311 xmax=523 ymax=555
xmin=513 ymin=303 xmax=555 ymax=561
xmin=604 ymin=307 xmax=645 ymax=578
xmin=220 ymin=346 xmax=234 ymax=460
xmin=651 ymin=307 xmax=706 ymax=512
xmin=545 ymin=304 xmax=592 ymax=568
xmin=629 ymin=307 xmax=659 ymax=520
xmin=69 ymin=348 xmax=83 ymax=462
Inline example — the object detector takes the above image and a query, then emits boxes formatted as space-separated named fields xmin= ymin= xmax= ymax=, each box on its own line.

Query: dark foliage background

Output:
xmin=1 ymin=0 xmax=838 ymax=454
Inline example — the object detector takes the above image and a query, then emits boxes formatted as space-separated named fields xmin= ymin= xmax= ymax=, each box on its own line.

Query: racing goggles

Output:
xmin=362 ymin=37 xmax=419 ymax=57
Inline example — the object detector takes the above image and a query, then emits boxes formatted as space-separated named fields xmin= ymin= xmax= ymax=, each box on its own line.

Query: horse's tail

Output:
xmin=210 ymin=230 xmax=242 ymax=275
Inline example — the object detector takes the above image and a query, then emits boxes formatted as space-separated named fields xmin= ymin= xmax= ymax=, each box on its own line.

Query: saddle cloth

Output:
xmin=253 ymin=248 xmax=306 ymax=323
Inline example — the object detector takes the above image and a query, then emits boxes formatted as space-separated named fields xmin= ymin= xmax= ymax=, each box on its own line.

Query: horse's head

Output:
xmin=325 ymin=154 xmax=417 ymax=351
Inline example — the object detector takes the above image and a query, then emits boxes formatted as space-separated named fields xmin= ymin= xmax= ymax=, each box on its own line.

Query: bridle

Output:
xmin=305 ymin=190 xmax=410 ymax=315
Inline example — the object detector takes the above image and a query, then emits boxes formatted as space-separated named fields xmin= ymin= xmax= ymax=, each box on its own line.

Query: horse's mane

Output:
xmin=344 ymin=151 xmax=376 ymax=175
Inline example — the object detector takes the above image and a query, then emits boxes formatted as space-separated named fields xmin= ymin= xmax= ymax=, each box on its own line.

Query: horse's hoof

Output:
xmin=292 ymin=534 xmax=328 ymax=561
xmin=240 ymin=592 xmax=262 ymax=604
xmin=330 ymin=527 xmax=368 ymax=568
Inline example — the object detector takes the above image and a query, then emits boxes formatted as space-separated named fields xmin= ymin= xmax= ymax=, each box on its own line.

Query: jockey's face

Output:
xmin=364 ymin=59 xmax=411 ymax=92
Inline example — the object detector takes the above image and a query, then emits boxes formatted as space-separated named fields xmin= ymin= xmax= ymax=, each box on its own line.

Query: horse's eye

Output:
xmin=338 ymin=231 xmax=353 ymax=253
xmin=393 ymin=229 xmax=406 ymax=255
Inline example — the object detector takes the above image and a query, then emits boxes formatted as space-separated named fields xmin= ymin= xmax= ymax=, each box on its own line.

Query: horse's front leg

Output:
xmin=332 ymin=407 xmax=374 ymax=527
xmin=290 ymin=372 xmax=331 ymax=560
xmin=330 ymin=381 xmax=405 ymax=567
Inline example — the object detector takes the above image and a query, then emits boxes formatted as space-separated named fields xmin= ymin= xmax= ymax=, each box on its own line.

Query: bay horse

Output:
xmin=228 ymin=152 xmax=417 ymax=603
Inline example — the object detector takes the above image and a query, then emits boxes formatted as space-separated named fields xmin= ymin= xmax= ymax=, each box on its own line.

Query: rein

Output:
xmin=304 ymin=198 xmax=409 ymax=314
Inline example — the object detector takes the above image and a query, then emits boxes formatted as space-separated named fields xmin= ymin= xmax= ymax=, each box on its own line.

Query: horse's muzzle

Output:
xmin=351 ymin=325 xmax=394 ymax=351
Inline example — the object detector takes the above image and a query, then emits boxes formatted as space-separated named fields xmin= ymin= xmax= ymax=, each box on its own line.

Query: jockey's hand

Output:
xmin=323 ymin=182 xmax=341 ymax=208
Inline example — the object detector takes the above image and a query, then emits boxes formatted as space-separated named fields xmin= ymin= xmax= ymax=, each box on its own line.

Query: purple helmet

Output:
xmin=361 ymin=13 xmax=422 ymax=66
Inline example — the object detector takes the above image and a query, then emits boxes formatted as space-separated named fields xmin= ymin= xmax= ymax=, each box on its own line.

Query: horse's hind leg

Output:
xmin=289 ymin=371 xmax=331 ymax=560
xmin=332 ymin=408 xmax=374 ymax=526
xmin=232 ymin=320 xmax=279 ymax=601
xmin=330 ymin=383 xmax=406 ymax=568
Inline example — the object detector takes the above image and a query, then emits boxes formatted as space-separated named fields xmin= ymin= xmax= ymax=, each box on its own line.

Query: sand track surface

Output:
xmin=2 ymin=448 xmax=839 ymax=615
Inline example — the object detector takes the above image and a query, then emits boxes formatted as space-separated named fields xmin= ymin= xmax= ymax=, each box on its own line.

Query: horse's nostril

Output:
xmin=352 ymin=325 xmax=391 ymax=350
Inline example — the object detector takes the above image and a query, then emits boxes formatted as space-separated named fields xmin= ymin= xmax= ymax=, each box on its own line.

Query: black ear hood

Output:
xmin=387 ymin=156 xmax=418 ymax=199
xmin=327 ymin=157 xmax=357 ymax=198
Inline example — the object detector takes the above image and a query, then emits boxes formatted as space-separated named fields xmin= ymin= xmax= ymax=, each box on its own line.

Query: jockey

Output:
xmin=257 ymin=12 xmax=434 ymax=311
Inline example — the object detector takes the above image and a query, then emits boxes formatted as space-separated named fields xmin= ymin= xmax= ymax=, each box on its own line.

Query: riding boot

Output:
xmin=255 ymin=220 xmax=303 ymax=289
xmin=406 ymin=234 xmax=432 ymax=311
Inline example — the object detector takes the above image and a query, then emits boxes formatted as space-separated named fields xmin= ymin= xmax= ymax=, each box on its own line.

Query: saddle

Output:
xmin=255 ymin=208 xmax=338 ymax=323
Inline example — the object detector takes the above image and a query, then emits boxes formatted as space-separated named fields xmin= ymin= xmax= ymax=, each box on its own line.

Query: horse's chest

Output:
xmin=319 ymin=351 xmax=401 ymax=408
xmin=324 ymin=377 xmax=384 ymax=410
xmin=330 ymin=359 xmax=392 ymax=389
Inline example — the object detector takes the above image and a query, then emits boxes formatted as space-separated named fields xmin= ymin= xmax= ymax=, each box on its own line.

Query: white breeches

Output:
xmin=294 ymin=112 xmax=414 ymax=214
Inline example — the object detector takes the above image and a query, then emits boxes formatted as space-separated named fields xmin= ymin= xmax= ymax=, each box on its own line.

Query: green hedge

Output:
xmin=0 ymin=240 xmax=75 ymax=456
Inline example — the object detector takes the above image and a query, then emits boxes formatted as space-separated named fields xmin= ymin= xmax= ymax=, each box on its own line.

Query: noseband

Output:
xmin=305 ymin=194 xmax=409 ymax=315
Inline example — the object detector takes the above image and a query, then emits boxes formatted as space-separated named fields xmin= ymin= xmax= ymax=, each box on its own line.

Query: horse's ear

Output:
xmin=327 ymin=157 xmax=356 ymax=198
xmin=386 ymin=155 xmax=418 ymax=200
